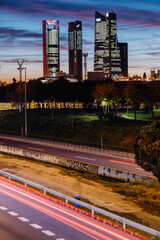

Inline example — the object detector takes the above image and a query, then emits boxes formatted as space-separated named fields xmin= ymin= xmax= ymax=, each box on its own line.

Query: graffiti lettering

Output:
xmin=66 ymin=160 xmax=88 ymax=171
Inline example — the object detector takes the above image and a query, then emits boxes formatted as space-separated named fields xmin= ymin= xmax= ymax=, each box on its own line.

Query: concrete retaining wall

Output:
xmin=0 ymin=145 xmax=156 ymax=183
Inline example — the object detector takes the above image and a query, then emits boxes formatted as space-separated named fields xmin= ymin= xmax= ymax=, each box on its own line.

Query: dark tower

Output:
xmin=68 ymin=21 xmax=82 ymax=80
xmin=118 ymin=42 xmax=128 ymax=77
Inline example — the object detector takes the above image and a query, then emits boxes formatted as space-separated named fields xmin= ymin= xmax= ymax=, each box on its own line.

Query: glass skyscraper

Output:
xmin=94 ymin=11 xmax=128 ymax=79
xmin=43 ymin=20 xmax=59 ymax=79
xmin=68 ymin=21 xmax=82 ymax=80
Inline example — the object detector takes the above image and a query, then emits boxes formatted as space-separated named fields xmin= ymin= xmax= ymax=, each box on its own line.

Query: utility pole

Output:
xmin=82 ymin=53 xmax=88 ymax=80
xmin=17 ymin=59 xmax=24 ymax=112
xmin=24 ymin=68 xmax=27 ymax=137
xmin=17 ymin=59 xmax=24 ymax=82
xmin=16 ymin=59 xmax=27 ymax=137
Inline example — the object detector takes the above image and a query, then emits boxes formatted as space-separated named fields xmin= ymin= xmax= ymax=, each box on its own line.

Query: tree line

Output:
xmin=1 ymin=79 xmax=160 ymax=118
xmin=0 ymin=78 xmax=96 ymax=105
xmin=92 ymin=81 xmax=160 ymax=120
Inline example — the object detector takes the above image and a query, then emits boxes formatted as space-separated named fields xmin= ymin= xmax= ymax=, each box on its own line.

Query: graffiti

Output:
xmin=98 ymin=167 xmax=111 ymax=176
xmin=0 ymin=145 xmax=155 ymax=183
xmin=66 ymin=160 xmax=88 ymax=171
xmin=0 ymin=145 xmax=23 ymax=156
xmin=24 ymin=151 xmax=59 ymax=164
xmin=25 ymin=151 xmax=41 ymax=160
xmin=40 ymin=154 xmax=59 ymax=164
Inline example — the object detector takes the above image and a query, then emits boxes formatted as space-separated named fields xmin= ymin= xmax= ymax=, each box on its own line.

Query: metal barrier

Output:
xmin=0 ymin=133 xmax=134 ymax=158
xmin=0 ymin=132 xmax=134 ymax=153
xmin=0 ymin=170 xmax=159 ymax=239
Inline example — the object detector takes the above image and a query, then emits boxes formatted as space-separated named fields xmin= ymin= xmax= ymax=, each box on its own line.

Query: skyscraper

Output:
xmin=118 ymin=42 xmax=128 ymax=77
xmin=68 ymin=21 xmax=82 ymax=80
xmin=43 ymin=20 xmax=59 ymax=79
xmin=94 ymin=11 xmax=128 ymax=79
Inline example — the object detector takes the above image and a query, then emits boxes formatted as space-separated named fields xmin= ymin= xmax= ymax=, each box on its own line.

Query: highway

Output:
xmin=0 ymin=178 xmax=140 ymax=240
xmin=0 ymin=136 xmax=153 ymax=177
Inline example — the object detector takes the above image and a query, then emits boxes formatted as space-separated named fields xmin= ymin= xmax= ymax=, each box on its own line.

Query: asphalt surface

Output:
xmin=0 ymin=136 xmax=153 ymax=177
xmin=0 ymin=179 xmax=140 ymax=240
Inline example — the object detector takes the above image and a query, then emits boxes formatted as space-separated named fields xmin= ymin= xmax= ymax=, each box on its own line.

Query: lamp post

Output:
xmin=17 ymin=59 xmax=24 ymax=112
xmin=24 ymin=68 xmax=27 ymax=137
xmin=16 ymin=59 xmax=27 ymax=137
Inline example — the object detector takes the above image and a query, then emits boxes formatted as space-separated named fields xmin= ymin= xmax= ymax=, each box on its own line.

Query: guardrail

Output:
xmin=0 ymin=133 xmax=134 ymax=159
xmin=0 ymin=170 xmax=159 ymax=239
xmin=0 ymin=131 xmax=134 ymax=154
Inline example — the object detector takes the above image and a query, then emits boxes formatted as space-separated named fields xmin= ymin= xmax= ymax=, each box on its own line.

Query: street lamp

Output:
xmin=24 ymin=68 xmax=27 ymax=137
xmin=16 ymin=59 xmax=27 ymax=137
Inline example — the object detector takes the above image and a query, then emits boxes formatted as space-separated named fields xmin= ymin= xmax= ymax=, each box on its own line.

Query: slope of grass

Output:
xmin=0 ymin=109 xmax=149 ymax=148
xmin=125 ymin=109 xmax=160 ymax=119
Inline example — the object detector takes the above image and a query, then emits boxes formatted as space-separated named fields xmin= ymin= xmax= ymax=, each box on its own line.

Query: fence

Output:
xmin=0 ymin=132 xmax=134 ymax=155
xmin=0 ymin=170 xmax=159 ymax=239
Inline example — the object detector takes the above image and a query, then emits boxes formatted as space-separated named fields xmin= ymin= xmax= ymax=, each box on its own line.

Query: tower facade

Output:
xmin=68 ymin=21 xmax=82 ymax=80
xmin=94 ymin=11 xmax=127 ymax=79
xmin=43 ymin=20 xmax=59 ymax=79
xmin=118 ymin=42 xmax=128 ymax=77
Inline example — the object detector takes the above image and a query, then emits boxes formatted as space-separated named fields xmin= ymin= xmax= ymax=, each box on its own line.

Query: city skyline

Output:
xmin=0 ymin=0 xmax=160 ymax=82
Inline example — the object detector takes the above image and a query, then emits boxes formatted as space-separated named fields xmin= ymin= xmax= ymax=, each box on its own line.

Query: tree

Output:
xmin=134 ymin=121 xmax=160 ymax=181
xmin=142 ymin=82 xmax=160 ymax=119
xmin=124 ymin=84 xmax=141 ymax=120
xmin=104 ymin=82 xmax=122 ymax=115
xmin=92 ymin=82 xmax=122 ymax=116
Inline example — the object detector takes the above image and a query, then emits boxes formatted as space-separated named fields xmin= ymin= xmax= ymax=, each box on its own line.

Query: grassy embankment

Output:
xmin=0 ymin=109 xmax=150 ymax=148
xmin=125 ymin=109 xmax=160 ymax=120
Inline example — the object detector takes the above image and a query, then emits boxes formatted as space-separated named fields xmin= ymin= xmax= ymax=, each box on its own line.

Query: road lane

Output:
xmin=0 ymin=179 xmax=140 ymax=240
xmin=0 ymin=136 xmax=153 ymax=177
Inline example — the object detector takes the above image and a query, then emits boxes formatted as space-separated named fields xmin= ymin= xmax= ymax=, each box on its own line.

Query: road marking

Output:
xmin=8 ymin=211 xmax=18 ymax=216
xmin=18 ymin=217 xmax=29 ymax=222
xmin=136 ymin=168 xmax=143 ymax=170
xmin=30 ymin=223 xmax=42 ymax=229
xmin=42 ymin=230 xmax=55 ymax=236
xmin=0 ymin=183 xmax=131 ymax=240
xmin=56 ymin=239 xmax=65 ymax=240
xmin=28 ymin=147 xmax=44 ymax=152
xmin=109 ymin=160 xmax=138 ymax=166
xmin=75 ymin=156 xmax=96 ymax=161
xmin=0 ymin=206 xmax=8 ymax=210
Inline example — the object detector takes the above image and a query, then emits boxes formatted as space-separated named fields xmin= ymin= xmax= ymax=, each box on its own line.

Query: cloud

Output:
xmin=0 ymin=59 xmax=43 ymax=64
xmin=118 ymin=7 xmax=160 ymax=28
xmin=129 ymin=65 xmax=143 ymax=68
xmin=0 ymin=0 xmax=94 ymax=19
xmin=0 ymin=27 xmax=41 ymax=40
xmin=145 ymin=52 xmax=160 ymax=56
xmin=83 ymin=39 xmax=93 ymax=45
xmin=60 ymin=46 xmax=68 ymax=51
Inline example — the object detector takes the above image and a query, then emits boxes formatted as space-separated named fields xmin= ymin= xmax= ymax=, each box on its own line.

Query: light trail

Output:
xmin=109 ymin=160 xmax=138 ymax=166
xmin=0 ymin=181 xmax=133 ymax=240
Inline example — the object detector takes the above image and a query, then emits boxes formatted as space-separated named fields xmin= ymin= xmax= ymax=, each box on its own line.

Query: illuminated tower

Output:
xmin=43 ymin=20 xmax=59 ymax=79
xmin=94 ymin=11 xmax=107 ymax=73
xmin=94 ymin=11 xmax=126 ymax=79
xmin=68 ymin=21 xmax=82 ymax=80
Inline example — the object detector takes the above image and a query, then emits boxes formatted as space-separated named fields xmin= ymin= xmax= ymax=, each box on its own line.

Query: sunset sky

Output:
xmin=0 ymin=0 xmax=160 ymax=82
